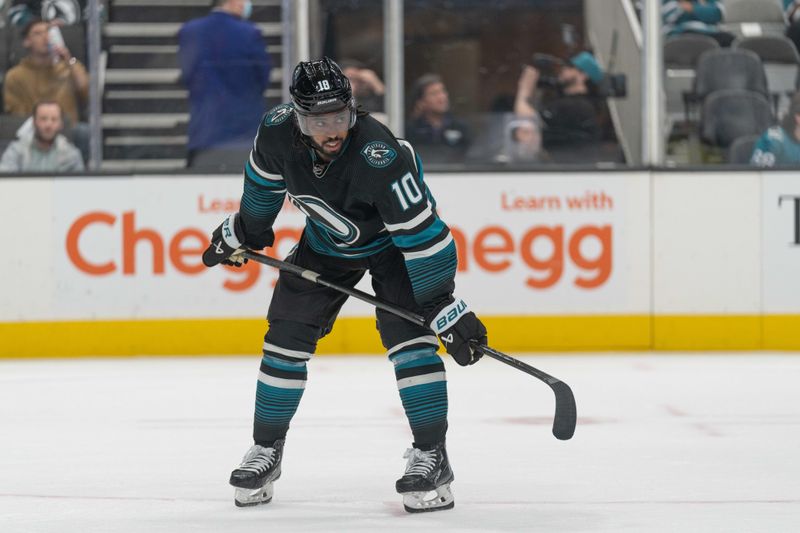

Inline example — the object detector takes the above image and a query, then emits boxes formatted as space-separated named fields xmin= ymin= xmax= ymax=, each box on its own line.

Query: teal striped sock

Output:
xmin=390 ymin=347 xmax=448 ymax=445
xmin=253 ymin=354 xmax=307 ymax=445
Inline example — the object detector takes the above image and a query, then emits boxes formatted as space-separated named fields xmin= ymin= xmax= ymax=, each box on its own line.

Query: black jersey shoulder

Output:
xmin=349 ymin=114 xmax=418 ymax=180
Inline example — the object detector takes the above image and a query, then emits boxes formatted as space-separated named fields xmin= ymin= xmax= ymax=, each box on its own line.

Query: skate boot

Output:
xmin=229 ymin=439 xmax=284 ymax=507
xmin=395 ymin=441 xmax=455 ymax=513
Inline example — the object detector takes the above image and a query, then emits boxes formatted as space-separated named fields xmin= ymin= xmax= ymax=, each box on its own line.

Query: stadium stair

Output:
xmin=102 ymin=0 xmax=283 ymax=171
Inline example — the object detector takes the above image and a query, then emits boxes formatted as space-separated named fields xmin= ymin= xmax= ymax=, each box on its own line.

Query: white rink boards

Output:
xmin=4 ymin=171 xmax=800 ymax=355
xmin=1 ymin=354 xmax=799 ymax=533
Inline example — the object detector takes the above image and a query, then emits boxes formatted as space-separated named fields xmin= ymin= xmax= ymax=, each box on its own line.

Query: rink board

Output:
xmin=1 ymin=171 xmax=799 ymax=356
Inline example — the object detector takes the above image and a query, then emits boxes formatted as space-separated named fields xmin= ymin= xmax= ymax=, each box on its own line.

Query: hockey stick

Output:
xmin=242 ymin=249 xmax=576 ymax=440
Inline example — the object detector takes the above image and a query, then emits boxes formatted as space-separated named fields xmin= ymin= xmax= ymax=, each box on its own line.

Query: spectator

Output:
xmin=178 ymin=0 xmax=272 ymax=170
xmin=784 ymin=1 xmax=800 ymax=54
xmin=519 ymin=53 xmax=605 ymax=153
xmin=750 ymin=92 xmax=800 ymax=167
xmin=0 ymin=100 xmax=84 ymax=172
xmin=7 ymin=1 xmax=89 ymax=27
xmin=3 ymin=18 xmax=89 ymax=126
xmin=405 ymin=73 xmax=471 ymax=163
xmin=662 ymin=0 xmax=735 ymax=47
xmin=500 ymin=117 xmax=546 ymax=164
xmin=339 ymin=59 xmax=386 ymax=116
xmin=494 ymin=65 xmax=549 ymax=164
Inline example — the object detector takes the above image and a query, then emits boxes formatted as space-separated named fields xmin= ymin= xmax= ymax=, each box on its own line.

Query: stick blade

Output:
xmin=550 ymin=381 xmax=577 ymax=440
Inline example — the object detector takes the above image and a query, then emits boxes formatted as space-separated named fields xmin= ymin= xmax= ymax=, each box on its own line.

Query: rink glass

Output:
xmin=0 ymin=0 xmax=790 ymax=173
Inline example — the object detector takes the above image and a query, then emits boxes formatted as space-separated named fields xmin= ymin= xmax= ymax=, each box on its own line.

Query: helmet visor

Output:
xmin=295 ymin=106 xmax=354 ymax=136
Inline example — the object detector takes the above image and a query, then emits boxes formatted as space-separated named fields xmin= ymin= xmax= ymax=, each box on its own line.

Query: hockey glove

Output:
xmin=201 ymin=213 xmax=274 ymax=268
xmin=426 ymin=296 xmax=487 ymax=366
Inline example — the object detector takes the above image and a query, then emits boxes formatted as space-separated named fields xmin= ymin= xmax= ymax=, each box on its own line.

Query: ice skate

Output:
xmin=229 ymin=439 xmax=284 ymax=507
xmin=395 ymin=442 xmax=455 ymax=513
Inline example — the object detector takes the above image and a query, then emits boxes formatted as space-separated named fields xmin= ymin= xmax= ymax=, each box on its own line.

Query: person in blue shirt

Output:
xmin=751 ymin=92 xmax=800 ymax=167
xmin=662 ymin=0 xmax=735 ymax=47
xmin=178 ymin=0 xmax=271 ymax=170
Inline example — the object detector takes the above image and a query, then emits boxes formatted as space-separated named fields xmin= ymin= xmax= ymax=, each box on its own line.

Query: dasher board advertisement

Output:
xmin=3 ymin=173 xmax=650 ymax=321
xmin=763 ymin=172 xmax=800 ymax=313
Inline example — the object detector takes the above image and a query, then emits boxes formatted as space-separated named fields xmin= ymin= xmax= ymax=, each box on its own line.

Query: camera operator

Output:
xmin=516 ymin=51 xmax=609 ymax=154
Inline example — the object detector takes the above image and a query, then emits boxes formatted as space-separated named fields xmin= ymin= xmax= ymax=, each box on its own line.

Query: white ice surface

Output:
xmin=1 ymin=354 xmax=799 ymax=532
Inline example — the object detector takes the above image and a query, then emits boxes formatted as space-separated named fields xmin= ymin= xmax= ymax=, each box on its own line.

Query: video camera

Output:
xmin=527 ymin=53 xmax=627 ymax=99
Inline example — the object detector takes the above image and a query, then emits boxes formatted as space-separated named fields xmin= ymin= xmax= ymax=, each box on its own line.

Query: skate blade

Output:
xmin=402 ymin=484 xmax=454 ymax=513
xmin=234 ymin=484 xmax=274 ymax=508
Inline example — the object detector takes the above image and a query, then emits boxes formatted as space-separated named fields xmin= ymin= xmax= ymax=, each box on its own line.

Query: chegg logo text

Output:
xmin=449 ymin=224 xmax=612 ymax=289
xmin=65 ymin=211 xmax=301 ymax=292
xmin=65 ymin=211 xmax=612 ymax=292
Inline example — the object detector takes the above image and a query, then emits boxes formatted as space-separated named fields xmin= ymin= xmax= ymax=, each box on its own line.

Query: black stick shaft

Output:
xmin=242 ymin=249 xmax=576 ymax=440
xmin=243 ymin=250 xmax=427 ymax=325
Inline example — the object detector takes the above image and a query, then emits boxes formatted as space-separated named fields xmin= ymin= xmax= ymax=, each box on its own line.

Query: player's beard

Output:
xmin=312 ymin=135 xmax=345 ymax=160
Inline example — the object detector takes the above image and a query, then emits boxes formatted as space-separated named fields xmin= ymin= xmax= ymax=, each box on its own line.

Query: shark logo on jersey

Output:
xmin=264 ymin=104 xmax=294 ymax=127
xmin=360 ymin=141 xmax=397 ymax=168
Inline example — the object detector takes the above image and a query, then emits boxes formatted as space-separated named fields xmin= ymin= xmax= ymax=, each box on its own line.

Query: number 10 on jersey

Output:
xmin=391 ymin=173 xmax=424 ymax=211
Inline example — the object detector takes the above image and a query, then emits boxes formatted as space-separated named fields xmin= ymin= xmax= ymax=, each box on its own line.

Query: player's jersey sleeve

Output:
xmin=374 ymin=140 xmax=457 ymax=309
xmin=238 ymin=108 xmax=290 ymax=246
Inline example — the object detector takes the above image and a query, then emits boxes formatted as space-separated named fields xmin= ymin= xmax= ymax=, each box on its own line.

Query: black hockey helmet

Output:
xmin=290 ymin=57 xmax=357 ymax=136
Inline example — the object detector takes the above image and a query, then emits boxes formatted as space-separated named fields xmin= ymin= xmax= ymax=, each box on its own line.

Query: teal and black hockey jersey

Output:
xmin=751 ymin=126 xmax=800 ymax=167
xmin=661 ymin=0 xmax=724 ymax=37
xmin=238 ymin=103 xmax=457 ymax=307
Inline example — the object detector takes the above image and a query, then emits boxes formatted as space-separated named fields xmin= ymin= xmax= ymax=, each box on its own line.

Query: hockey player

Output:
xmin=201 ymin=57 xmax=488 ymax=513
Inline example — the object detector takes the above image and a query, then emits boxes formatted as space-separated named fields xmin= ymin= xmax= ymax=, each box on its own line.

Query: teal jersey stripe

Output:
xmin=404 ymin=240 xmax=457 ymax=301
xmin=391 ymin=218 xmax=446 ymax=250
xmin=241 ymin=177 xmax=285 ymax=219
xmin=409 ymin=264 xmax=457 ymax=295
xmin=245 ymin=162 xmax=285 ymax=189
xmin=241 ymin=194 xmax=284 ymax=217
xmin=405 ymin=242 xmax=457 ymax=276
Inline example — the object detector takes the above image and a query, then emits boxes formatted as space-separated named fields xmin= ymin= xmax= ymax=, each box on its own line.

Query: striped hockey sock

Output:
xmin=390 ymin=346 xmax=449 ymax=445
xmin=253 ymin=353 xmax=307 ymax=445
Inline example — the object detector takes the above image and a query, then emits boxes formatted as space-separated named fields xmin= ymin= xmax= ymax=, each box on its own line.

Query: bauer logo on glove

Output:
xmin=426 ymin=297 xmax=487 ymax=366
xmin=203 ymin=213 xmax=276 ymax=268
xmin=203 ymin=213 xmax=246 ymax=268
xmin=223 ymin=218 xmax=235 ymax=241
xmin=432 ymin=299 xmax=467 ymax=332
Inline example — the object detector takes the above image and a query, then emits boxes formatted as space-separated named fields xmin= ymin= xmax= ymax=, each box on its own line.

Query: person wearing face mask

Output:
xmin=178 ymin=0 xmax=271 ymax=170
